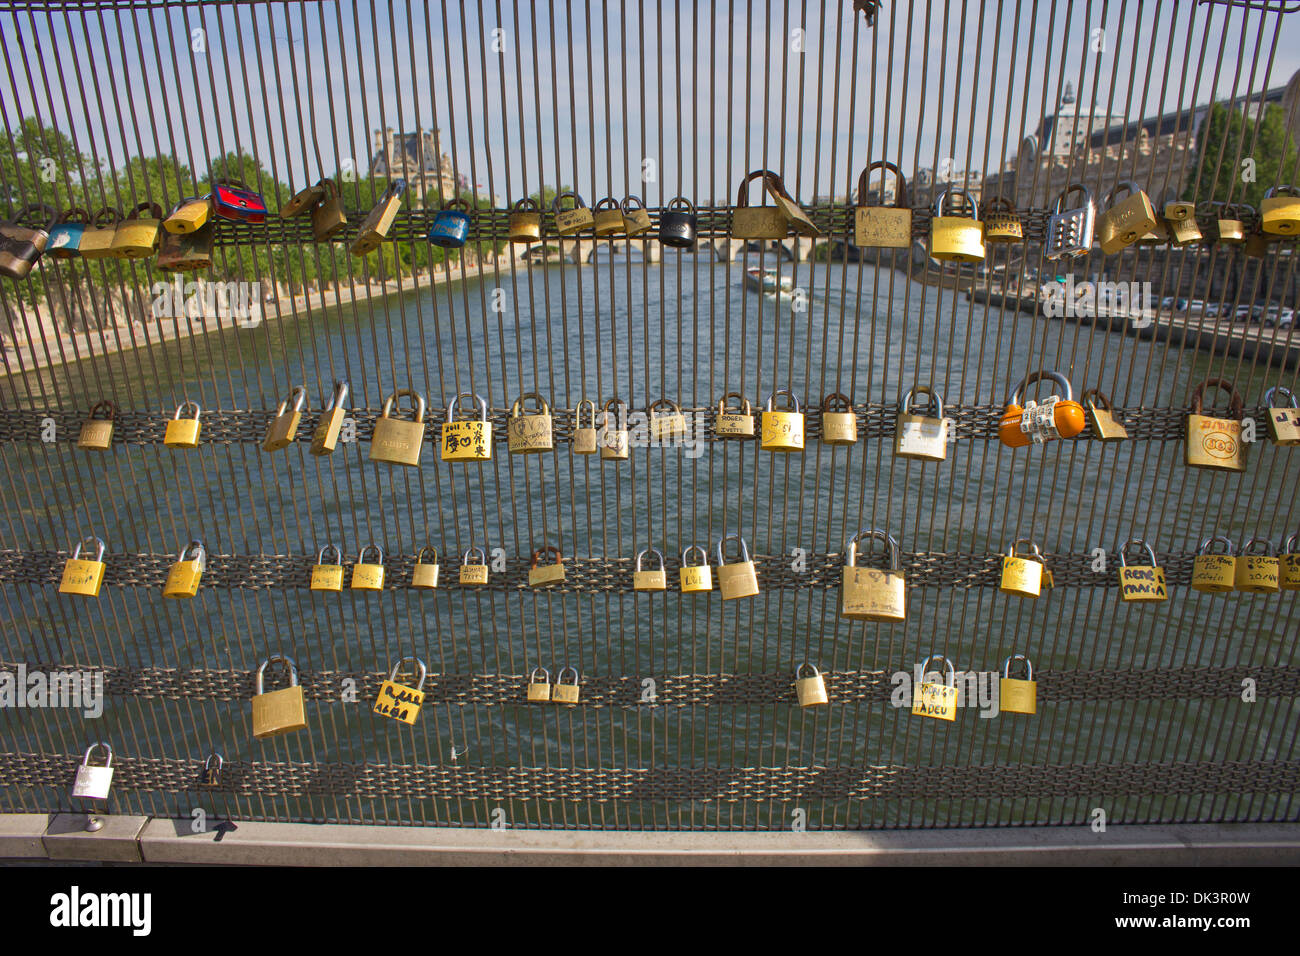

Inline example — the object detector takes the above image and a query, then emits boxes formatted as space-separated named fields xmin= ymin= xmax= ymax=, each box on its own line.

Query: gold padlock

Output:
xmin=460 ymin=546 xmax=490 ymax=586
xmin=715 ymin=392 xmax=755 ymax=437
xmin=854 ymin=160 xmax=912 ymax=248
xmin=552 ymin=191 xmax=595 ymax=236
xmin=647 ymin=398 xmax=687 ymax=441
xmin=311 ymin=380 xmax=350 ymax=456
xmin=573 ymin=399 xmax=599 ymax=454
xmin=633 ymin=548 xmax=668 ymax=592
xmin=1080 ymin=388 xmax=1128 ymax=441
xmin=374 ymin=656 xmax=427 ymax=725
xmin=163 ymin=401 xmax=202 ymax=448
xmin=621 ymin=195 xmax=654 ymax=236
xmin=351 ymin=545 xmax=386 ymax=591
xmin=163 ymin=539 xmax=206 ymax=598
xmin=1097 ymin=181 xmax=1157 ymax=255
xmin=310 ymin=544 xmax=345 ymax=593
xmin=441 ymin=392 xmax=492 ymax=461
xmin=592 ymin=197 xmax=626 ymax=237
xmin=911 ymin=655 xmax=958 ymax=722
xmin=841 ymin=529 xmax=906 ymax=622
xmin=1244 ymin=226 xmax=1273 ymax=260
xmin=929 ymin=187 xmax=984 ymax=262
xmin=999 ymin=539 xmax=1044 ymax=598
xmin=1185 ymin=378 xmax=1245 ymax=472
xmin=599 ymin=398 xmax=630 ymax=460
xmin=981 ymin=195 xmax=1023 ymax=243
xmin=1282 ymin=533 xmax=1300 ymax=591
xmin=311 ymin=179 xmax=349 ymax=241
xmin=163 ymin=196 xmax=212 ymax=234
xmin=1263 ymin=387 xmax=1300 ymax=445
xmin=1164 ymin=201 xmax=1202 ymax=246
xmin=411 ymin=546 xmax=440 ymax=589
xmin=761 ymin=389 xmax=805 ymax=452
xmin=894 ymin=385 xmax=949 ymax=461
xmin=680 ymin=545 xmax=713 ymax=593
xmin=553 ymin=666 xmax=581 ymax=704
xmin=999 ymin=655 xmax=1037 ymax=716
xmin=731 ymin=170 xmax=790 ymax=239
xmin=1115 ymin=538 xmax=1168 ymax=602
xmin=1211 ymin=201 xmax=1247 ymax=244
xmin=508 ymin=198 xmax=543 ymax=242
xmin=280 ymin=181 xmax=325 ymax=218
xmin=76 ymin=207 xmax=121 ymax=259
xmin=351 ymin=178 xmax=406 ymax=255
xmin=1260 ymin=184 xmax=1300 ymax=235
xmin=528 ymin=545 xmax=565 ymax=587
xmin=77 ymin=400 xmax=117 ymax=451
xmin=251 ymin=655 xmax=308 ymax=739
xmin=526 ymin=667 xmax=552 ymax=702
xmin=765 ymin=171 xmax=820 ymax=236
xmin=369 ymin=388 xmax=427 ymax=466
xmin=820 ymin=392 xmax=857 ymax=446
xmin=1235 ymin=537 xmax=1279 ymax=593
xmin=156 ymin=219 xmax=213 ymax=272
xmin=1136 ymin=215 xmax=1171 ymax=246
xmin=112 ymin=201 xmax=164 ymax=258
xmin=1192 ymin=535 xmax=1236 ymax=593
xmin=59 ymin=536 xmax=107 ymax=597
xmin=507 ymin=392 xmax=554 ymax=454
xmin=794 ymin=663 xmax=829 ymax=707
xmin=716 ymin=533 xmax=759 ymax=601
xmin=263 ymin=385 xmax=307 ymax=452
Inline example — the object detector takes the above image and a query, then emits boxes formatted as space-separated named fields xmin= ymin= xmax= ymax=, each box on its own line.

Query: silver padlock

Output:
xmin=71 ymin=743 xmax=115 ymax=800
xmin=1045 ymin=183 xmax=1095 ymax=259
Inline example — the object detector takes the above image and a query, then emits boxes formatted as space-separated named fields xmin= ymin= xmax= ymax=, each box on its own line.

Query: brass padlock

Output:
xmin=998 ymin=370 xmax=1087 ymax=448
xmin=251 ymin=655 xmax=308 ymax=740
xmin=1263 ymin=387 xmax=1300 ymax=445
xmin=1212 ymin=202 xmax=1247 ymax=244
xmin=894 ymin=385 xmax=949 ymax=461
xmin=280 ymin=180 xmax=325 ymax=218
xmin=820 ymin=392 xmax=857 ymax=446
xmin=441 ymin=392 xmax=492 ymax=462
xmin=529 ymin=545 xmax=565 ymax=587
xmin=351 ymin=178 xmax=406 ymax=255
xmin=716 ymin=533 xmax=759 ymax=601
xmin=552 ymin=191 xmax=595 ymax=236
xmin=794 ymin=663 xmax=829 ymax=707
xmin=1116 ymin=538 xmax=1168 ymax=602
xmin=715 ymin=392 xmax=755 ymax=437
xmin=111 ymin=201 xmax=164 ymax=258
xmin=599 ymin=398 xmax=630 ymax=460
xmin=999 ymin=539 xmax=1044 ymax=598
xmin=648 ymin=397 xmax=687 ymax=441
xmin=311 ymin=179 xmax=348 ymax=241
xmin=310 ymin=544 xmax=345 ymax=593
xmin=1045 ymin=184 xmax=1095 ymax=259
xmin=761 ymin=389 xmax=805 ymax=452
xmin=1164 ymin=201 xmax=1202 ymax=246
xmin=731 ymin=169 xmax=790 ymax=239
xmin=573 ymin=399 xmax=599 ymax=454
xmin=929 ymin=188 xmax=985 ymax=262
xmin=47 ymin=206 xmax=91 ymax=259
xmin=1261 ymin=184 xmax=1300 ymax=236
xmin=680 ymin=545 xmax=713 ymax=593
xmin=1282 ymin=533 xmax=1300 ymax=591
xmin=77 ymin=400 xmax=117 ymax=451
xmin=369 ymin=388 xmax=427 ymax=466
xmin=1244 ymin=226 xmax=1273 ymax=260
xmin=1080 ymin=388 xmax=1128 ymax=441
xmin=156 ymin=216 xmax=213 ymax=272
xmin=163 ymin=196 xmax=212 ymax=234
xmin=163 ymin=401 xmax=202 ymax=448
xmin=60 ymin=536 xmax=107 ymax=597
xmin=460 ymin=546 xmax=489 ymax=586
xmin=263 ymin=385 xmax=307 ymax=452
xmin=311 ymin=380 xmax=350 ymax=456
xmin=621 ymin=195 xmax=654 ymax=236
xmin=374 ymin=656 xmax=427 ymax=725
xmin=508 ymin=198 xmax=543 ymax=242
xmin=412 ymin=546 xmax=440 ymax=589
xmin=765 ymin=171 xmax=820 ymax=236
xmin=1136 ymin=215 xmax=1170 ymax=246
xmin=71 ymin=743 xmax=115 ymax=800
xmin=508 ymin=392 xmax=554 ymax=454
xmin=1097 ymin=181 xmax=1157 ymax=255
xmin=1191 ymin=535 xmax=1236 ymax=593
xmin=554 ymin=666 xmax=581 ymax=704
xmin=911 ymin=655 xmax=958 ymax=722
xmin=0 ymin=203 xmax=54 ymax=278
xmin=76 ymin=207 xmax=121 ymax=260
xmin=592 ymin=197 xmax=625 ymax=237
xmin=854 ymin=160 xmax=912 ymax=248
xmin=633 ymin=548 xmax=668 ymax=592
xmin=1235 ymin=537 xmax=1279 ymax=593
xmin=163 ymin=539 xmax=206 ymax=599
xmin=841 ymin=529 xmax=906 ymax=622
xmin=351 ymin=545 xmax=385 ymax=591
xmin=981 ymin=196 xmax=1023 ymax=243
xmin=999 ymin=655 xmax=1037 ymax=716
xmin=526 ymin=667 xmax=552 ymax=702
xmin=201 ymin=753 xmax=223 ymax=788
xmin=1185 ymin=378 xmax=1245 ymax=472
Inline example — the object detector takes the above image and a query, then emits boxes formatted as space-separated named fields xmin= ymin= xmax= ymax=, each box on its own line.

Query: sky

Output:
xmin=2 ymin=0 xmax=1299 ymax=207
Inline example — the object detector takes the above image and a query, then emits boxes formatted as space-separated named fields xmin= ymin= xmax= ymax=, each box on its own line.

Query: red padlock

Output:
xmin=998 ymin=370 xmax=1086 ymax=448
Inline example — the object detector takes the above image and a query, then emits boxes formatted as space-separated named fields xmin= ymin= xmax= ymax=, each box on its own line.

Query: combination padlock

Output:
xmin=1191 ymin=535 xmax=1236 ymax=593
xmin=715 ymin=392 xmax=755 ymax=437
xmin=820 ymin=393 xmax=857 ymax=446
xmin=794 ymin=663 xmax=829 ymax=707
xmin=841 ymin=529 xmax=906 ymax=622
xmin=854 ymin=160 xmax=912 ymax=248
xmin=310 ymin=544 xmax=345 ymax=593
xmin=351 ymin=545 xmax=385 ymax=591
xmin=658 ymin=196 xmax=698 ymax=247
xmin=77 ymin=400 xmax=117 ymax=451
xmin=895 ymin=386 xmax=949 ymax=461
xmin=441 ymin=392 xmax=492 ymax=462
xmin=163 ymin=539 xmax=206 ymax=598
xmin=251 ymin=656 xmax=307 ymax=739
xmin=460 ymin=546 xmax=489 ymax=586
xmin=1235 ymin=537 xmax=1279 ymax=593
xmin=1185 ymin=378 xmax=1245 ymax=472
xmin=573 ymin=399 xmax=599 ymax=454
xmin=311 ymin=380 xmax=350 ymax=456
xmin=369 ymin=388 xmax=426 ymax=466
xmin=263 ymin=386 xmax=307 ymax=452
xmin=427 ymin=197 xmax=472 ymax=248
xmin=164 ymin=401 xmax=202 ymax=448
xmin=911 ymin=655 xmax=958 ymax=722
xmin=1045 ymin=183 xmax=1095 ymax=259
xmin=998 ymin=370 xmax=1085 ymax=447
xmin=1080 ymin=388 xmax=1128 ymax=441
xmin=929 ymin=187 xmax=984 ymax=262
xmin=412 ymin=546 xmax=440 ymax=589
xmin=1115 ymin=538 xmax=1168 ymax=602
xmin=528 ymin=545 xmax=565 ymax=587
xmin=999 ymin=655 xmax=1037 ymax=716
xmin=716 ymin=533 xmax=759 ymax=601
xmin=59 ymin=536 xmax=107 ymax=597
xmin=374 ymin=657 xmax=427 ymax=724
xmin=761 ymin=389 xmax=805 ymax=452
xmin=507 ymin=392 xmax=554 ymax=454
xmin=633 ymin=548 xmax=668 ymax=592
xmin=680 ymin=545 xmax=713 ymax=593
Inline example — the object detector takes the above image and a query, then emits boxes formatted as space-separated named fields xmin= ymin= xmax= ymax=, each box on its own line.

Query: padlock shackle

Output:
xmin=382 ymin=178 xmax=408 ymax=201
xmin=821 ymin=392 xmax=853 ymax=413
xmin=593 ymin=196 xmax=620 ymax=213
xmin=81 ymin=742 xmax=113 ymax=767
xmin=575 ymin=399 xmax=597 ymax=429
xmin=1263 ymin=386 xmax=1298 ymax=408
xmin=441 ymin=197 xmax=471 ymax=214
xmin=635 ymin=548 xmax=665 ymax=572
xmin=57 ymin=205 xmax=92 ymax=225
xmin=173 ymin=401 xmax=202 ymax=420
xmin=846 ymin=529 xmax=900 ymax=570
xmin=682 ymin=545 xmax=709 ymax=567
xmin=918 ymin=654 xmax=956 ymax=686
xmin=1116 ymin=538 xmax=1157 ymax=568
xmin=91 ymin=206 xmax=122 ymax=227
xmin=14 ymin=202 xmax=57 ymax=231
xmin=416 ymin=545 xmax=440 ymax=565
xmin=1188 ymin=378 xmax=1243 ymax=417
xmin=899 ymin=385 xmax=944 ymax=418
xmin=1005 ymin=538 xmax=1043 ymax=560
xmin=530 ymin=545 xmax=563 ymax=568
xmin=1002 ymin=654 xmax=1033 ymax=681
xmin=180 ymin=539 xmax=207 ymax=569
xmin=1196 ymin=535 xmax=1234 ymax=556
xmin=71 ymin=536 xmax=107 ymax=563
xmin=1264 ymin=184 xmax=1299 ymax=199
xmin=278 ymin=385 xmax=308 ymax=414
xmin=765 ymin=388 xmax=801 ymax=413
xmin=796 ymin=662 xmax=821 ymax=680
xmin=529 ymin=666 xmax=550 ymax=683
xmin=256 ymin=655 xmax=299 ymax=694
xmin=856 ymin=160 xmax=908 ymax=209
xmin=1103 ymin=180 xmax=1144 ymax=207
xmin=510 ymin=391 xmax=550 ymax=416
xmin=647 ymin=397 xmax=682 ymax=418
xmin=934 ymin=187 xmax=978 ymax=219
xmin=316 ymin=544 xmax=342 ymax=565
xmin=621 ymin=195 xmax=647 ymax=213
xmin=512 ymin=197 xmax=540 ymax=212
xmin=1052 ymin=183 xmax=1092 ymax=214
xmin=557 ymin=666 xmax=579 ymax=684
xmin=1238 ymin=536 xmax=1274 ymax=556
xmin=550 ymin=190 xmax=586 ymax=213
xmin=126 ymin=201 xmax=164 ymax=221
xmin=716 ymin=533 xmax=752 ymax=566
xmin=462 ymin=546 xmax=486 ymax=565
xmin=603 ymin=396 xmax=628 ymax=417
xmin=322 ymin=379 xmax=350 ymax=411
xmin=717 ymin=391 xmax=752 ymax=416
xmin=204 ymin=753 xmax=223 ymax=771
xmin=380 ymin=388 xmax=427 ymax=422
xmin=447 ymin=391 xmax=489 ymax=422
xmin=1009 ymin=370 xmax=1073 ymax=404
xmin=388 ymin=656 xmax=428 ymax=690
xmin=1079 ymin=387 xmax=1114 ymax=411
xmin=1283 ymin=532 xmax=1299 ymax=556
xmin=735 ymin=169 xmax=783 ymax=208
xmin=88 ymin=399 xmax=117 ymax=421
xmin=980 ymin=195 xmax=1017 ymax=217
xmin=664 ymin=196 xmax=697 ymax=214
xmin=357 ymin=544 xmax=384 ymax=565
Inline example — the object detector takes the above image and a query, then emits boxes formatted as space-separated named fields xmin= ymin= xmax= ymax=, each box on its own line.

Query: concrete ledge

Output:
xmin=43 ymin=813 xmax=148 ymax=863
xmin=0 ymin=813 xmax=51 ymax=859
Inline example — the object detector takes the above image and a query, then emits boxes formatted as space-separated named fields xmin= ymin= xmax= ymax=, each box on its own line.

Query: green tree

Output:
xmin=0 ymin=117 xmax=92 ymax=211
xmin=1186 ymin=102 xmax=1299 ymax=209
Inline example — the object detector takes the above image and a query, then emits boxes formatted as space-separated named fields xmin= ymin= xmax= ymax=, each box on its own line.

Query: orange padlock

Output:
xmin=998 ymin=370 xmax=1086 ymax=448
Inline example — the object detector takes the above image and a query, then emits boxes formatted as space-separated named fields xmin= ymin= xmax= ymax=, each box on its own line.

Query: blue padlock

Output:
xmin=427 ymin=198 xmax=471 ymax=248
xmin=211 ymin=177 xmax=267 ymax=224
xmin=47 ymin=206 xmax=91 ymax=259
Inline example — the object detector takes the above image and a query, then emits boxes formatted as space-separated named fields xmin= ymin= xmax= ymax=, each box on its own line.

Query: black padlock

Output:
xmin=0 ymin=203 xmax=57 ymax=279
xmin=659 ymin=196 xmax=697 ymax=248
